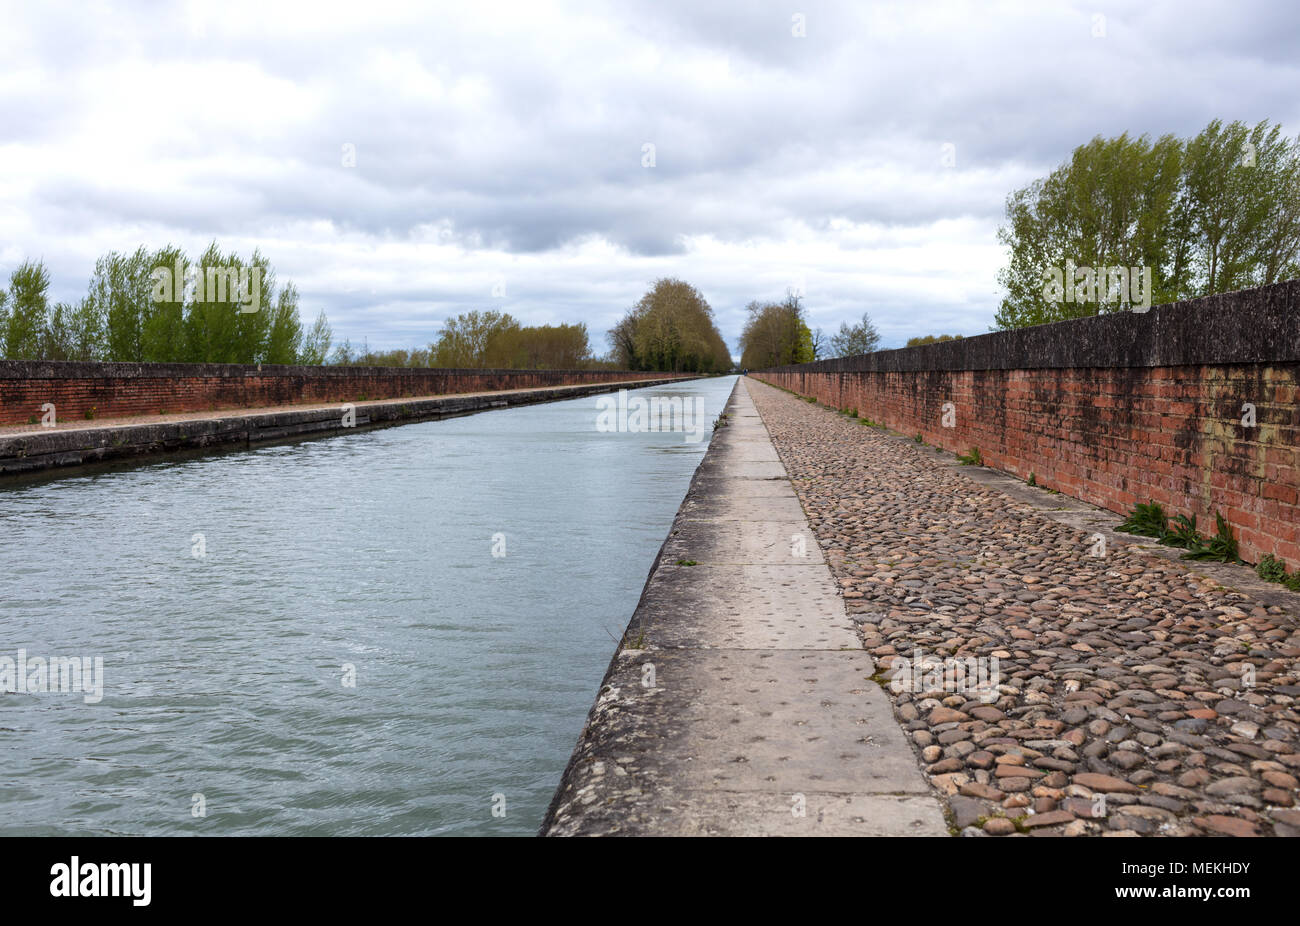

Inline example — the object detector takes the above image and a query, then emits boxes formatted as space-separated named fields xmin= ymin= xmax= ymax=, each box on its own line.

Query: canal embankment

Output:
xmin=540 ymin=377 xmax=947 ymax=835
xmin=0 ymin=377 xmax=694 ymax=476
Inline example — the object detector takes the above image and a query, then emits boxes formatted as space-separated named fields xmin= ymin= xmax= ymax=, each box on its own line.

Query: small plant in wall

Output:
xmin=1026 ymin=472 xmax=1037 ymax=487
xmin=957 ymin=447 xmax=982 ymax=466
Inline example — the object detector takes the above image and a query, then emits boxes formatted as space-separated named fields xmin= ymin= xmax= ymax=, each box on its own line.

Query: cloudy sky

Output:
xmin=2 ymin=0 xmax=1296 ymax=357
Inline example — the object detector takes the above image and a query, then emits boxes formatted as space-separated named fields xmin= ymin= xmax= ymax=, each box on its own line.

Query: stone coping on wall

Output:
xmin=0 ymin=360 xmax=650 ymax=379
xmin=760 ymin=280 xmax=1299 ymax=374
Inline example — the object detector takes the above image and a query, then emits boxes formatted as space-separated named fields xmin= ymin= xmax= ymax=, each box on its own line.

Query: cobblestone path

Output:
xmin=748 ymin=377 xmax=1300 ymax=837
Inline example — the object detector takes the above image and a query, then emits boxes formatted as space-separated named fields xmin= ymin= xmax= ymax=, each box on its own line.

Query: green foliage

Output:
xmin=957 ymin=447 xmax=983 ymax=466
xmin=1027 ymin=472 xmax=1036 ymax=486
xmin=2 ymin=244 xmax=322 ymax=366
xmin=738 ymin=290 xmax=815 ymax=368
xmin=827 ymin=311 xmax=881 ymax=358
xmin=1117 ymin=501 xmax=1169 ymax=538
xmin=4 ymin=260 xmax=50 ymax=360
xmin=1181 ymin=512 xmax=1240 ymax=563
xmin=610 ymin=278 xmax=731 ymax=373
xmin=1257 ymin=554 xmax=1289 ymax=583
xmin=298 ymin=310 xmax=333 ymax=365
xmin=905 ymin=334 xmax=963 ymax=347
xmin=1160 ymin=513 xmax=1203 ymax=549
xmin=995 ymin=119 xmax=1300 ymax=330
xmin=427 ymin=309 xmax=595 ymax=369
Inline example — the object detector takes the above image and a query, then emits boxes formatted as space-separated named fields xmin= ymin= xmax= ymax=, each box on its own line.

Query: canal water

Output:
xmin=0 ymin=375 xmax=737 ymax=835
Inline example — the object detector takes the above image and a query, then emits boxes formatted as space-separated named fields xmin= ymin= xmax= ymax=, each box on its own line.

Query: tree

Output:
xmin=738 ymin=292 xmax=813 ymax=368
xmin=607 ymin=279 xmax=731 ymax=373
xmin=905 ymin=334 xmax=963 ymax=347
xmin=299 ymin=310 xmax=333 ymax=365
xmin=265 ymin=282 xmax=305 ymax=365
xmin=827 ymin=311 xmax=881 ymax=358
xmin=995 ymin=119 xmax=1300 ymax=330
xmin=5 ymin=260 xmax=51 ymax=360
xmin=141 ymin=245 xmax=188 ymax=361
xmin=96 ymin=247 xmax=154 ymax=361
xmin=431 ymin=310 xmax=519 ymax=368
xmin=40 ymin=302 xmax=76 ymax=360
xmin=67 ymin=296 xmax=106 ymax=361
xmin=810 ymin=327 xmax=827 ymax=360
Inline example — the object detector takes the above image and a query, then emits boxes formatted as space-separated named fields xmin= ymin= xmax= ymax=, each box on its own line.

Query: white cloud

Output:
xmin=0 ymin=0 xmax=1296 ymax=352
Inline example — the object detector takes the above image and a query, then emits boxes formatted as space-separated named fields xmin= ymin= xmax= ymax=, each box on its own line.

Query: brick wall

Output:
xmin=751 ymin=281 xmax=1300 ymax=567
xmin=0 ymin=361 xmax=693 ymax=427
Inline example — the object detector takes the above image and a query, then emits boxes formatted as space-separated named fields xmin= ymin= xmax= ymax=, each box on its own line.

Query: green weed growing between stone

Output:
xmin=1117 ymin=501 xmax=1168 ymax=537
xmin=1258 ymin=554 xmax=1289 ymax=583
xmin=1181 ymin=512 xmax=1240 ymax=563
xmin=957 ymin=447 xmax=982 ymax=466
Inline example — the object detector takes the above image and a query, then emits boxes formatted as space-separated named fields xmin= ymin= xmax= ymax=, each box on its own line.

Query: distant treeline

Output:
xmin=335 ymin=310 xmax=609 ymax=370
xmin=0 ymin=245 xmax=332 ymax=365
xmin=0 ymin=247 xmax=606 ymax=369
xmin=737 ymin=293 xmax=885 ymax=368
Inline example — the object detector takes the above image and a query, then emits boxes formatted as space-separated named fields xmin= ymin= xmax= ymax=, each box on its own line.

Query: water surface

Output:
xmin=0 ymin=376 xmax=736 ymax=835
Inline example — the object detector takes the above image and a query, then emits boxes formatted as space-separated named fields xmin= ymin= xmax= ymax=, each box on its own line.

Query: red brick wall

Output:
xmin=0 ymin=361 xmax=693 ymax=427
xmin=751 ymin=362 xmax=1300 ymax=568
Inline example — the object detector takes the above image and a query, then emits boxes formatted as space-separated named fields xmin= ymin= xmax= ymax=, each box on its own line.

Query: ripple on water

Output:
xmin=0 ymin=376 xmax=737 ymax=835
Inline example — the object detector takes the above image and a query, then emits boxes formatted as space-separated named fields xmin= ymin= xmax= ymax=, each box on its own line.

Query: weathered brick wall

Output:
xmin=0 ymin=361 xmax=693 ymax=427
xmin=751 ymin=281 xmax=1300 ymax=567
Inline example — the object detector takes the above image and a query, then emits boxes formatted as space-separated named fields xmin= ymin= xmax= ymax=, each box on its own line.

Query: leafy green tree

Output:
xmin=299 ymin=310 xmax=333 ymax=365
xmin=265 ymin=282 xmax=305 ymax=365
xmin=67 ymin=296 xmax=106 ymax=361
xmin=996 ymin=119 xmax=1300 ymax=330
xmin=738 ymin=291 xmax=814 ymax=368
xmin=609 ymin=279 xmax=731 ymax=373
xmin=5 ymin=260 xmax=51 ymax=360
xmin=142 ymin=245 xmax=188 ymax=361
xmin=97 ymin=247 xmax=154 ymax=361
xmin=40 ymin=302 xmax=76 ymax=360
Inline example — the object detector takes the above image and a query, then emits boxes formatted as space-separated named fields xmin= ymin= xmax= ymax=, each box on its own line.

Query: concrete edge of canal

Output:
xmin=540 ymin=377 xmax=949 ymax=836
xmin=0 ymin=377 xmax=694 ymax=479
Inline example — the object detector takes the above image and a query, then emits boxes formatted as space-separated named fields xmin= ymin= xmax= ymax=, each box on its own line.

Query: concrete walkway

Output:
xmin=541 ymin=378 xmax=947 ymax=835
